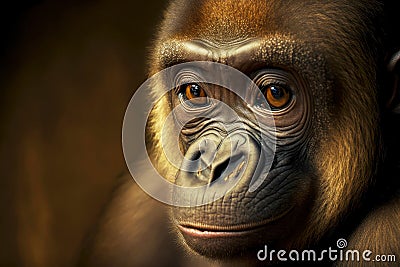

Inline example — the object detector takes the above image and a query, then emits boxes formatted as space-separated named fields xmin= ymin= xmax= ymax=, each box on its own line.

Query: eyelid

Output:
xmin=254 ymin=75 xmax=290 ymax=88
xmin=173 ymin=70 xmax=204 ymax=92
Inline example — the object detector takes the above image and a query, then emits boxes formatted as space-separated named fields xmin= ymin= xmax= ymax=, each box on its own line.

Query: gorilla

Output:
xmin=80 ymin=0 xmax=400 ymax=266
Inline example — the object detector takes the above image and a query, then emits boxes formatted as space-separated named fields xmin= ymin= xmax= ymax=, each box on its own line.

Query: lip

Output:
xmin=178 ymin=224 xmax=261 ymax=238
xmin=176 ymin=206 xmax=294 ymax=239
xmin=176 ymin=222 xmax=269 ymax=259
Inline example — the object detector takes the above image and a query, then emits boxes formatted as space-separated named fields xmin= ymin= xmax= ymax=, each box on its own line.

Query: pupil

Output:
xmin=270 ymin=86 xmax=283 ymax=99
xmin=190 ymin=84 xmax=200 ymax=97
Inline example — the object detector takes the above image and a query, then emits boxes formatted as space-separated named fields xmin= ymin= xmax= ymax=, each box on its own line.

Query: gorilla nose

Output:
xmin=175 ymin=133 xmax=260 ymax=188
xmin=195 ymin=151 xmax=245 ymax=185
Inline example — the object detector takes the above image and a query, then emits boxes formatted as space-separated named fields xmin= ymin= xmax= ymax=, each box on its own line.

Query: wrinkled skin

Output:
xmin=80 ymin=1 xmax=400 ymax=266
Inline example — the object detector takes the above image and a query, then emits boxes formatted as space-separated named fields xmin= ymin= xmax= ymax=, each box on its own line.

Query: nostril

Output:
xmin=212 ymin=158 xmax=230 ymax=182
xmin=210 ymin=154 xmax=243 ymax=183
xmin=191 ymin=151 xmax=202 ymax=161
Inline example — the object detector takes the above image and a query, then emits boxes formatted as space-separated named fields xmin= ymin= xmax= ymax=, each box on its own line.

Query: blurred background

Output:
xmin=0 ymin=0 xmax=166 ymax=266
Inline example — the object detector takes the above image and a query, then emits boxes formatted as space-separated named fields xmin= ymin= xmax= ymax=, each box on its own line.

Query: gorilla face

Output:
xmin=166 ymin=41 xmax=319 ymax=258
xmin=145 ymin=0 xmax=382 ymax=260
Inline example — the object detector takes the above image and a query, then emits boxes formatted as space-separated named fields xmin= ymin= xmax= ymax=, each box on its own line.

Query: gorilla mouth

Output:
xmin=176 ymin=206 xmax=294 ymax=239
xmin=177 ymin=224 xmax=263 ymax=239
xmin=175 ymin=207 xmax=295 ymax=258
xmin=177 ymin=221 xmax=269 ymax=239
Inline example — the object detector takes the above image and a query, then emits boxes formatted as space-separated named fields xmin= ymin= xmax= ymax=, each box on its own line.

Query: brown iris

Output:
xmin=183 ymin=83 xmax=207 ymax=105
xmin=262 ymin=84 xmax=291 ymax=109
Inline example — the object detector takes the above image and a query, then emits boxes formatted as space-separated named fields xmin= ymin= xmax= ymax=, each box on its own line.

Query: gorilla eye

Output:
xmin=259 ymin=84 xmax=292 ymax=110
xmin=178 ymin=83 xmax=209 ymax=107
xmin=185 ymin=83 xmax=206 ymax=99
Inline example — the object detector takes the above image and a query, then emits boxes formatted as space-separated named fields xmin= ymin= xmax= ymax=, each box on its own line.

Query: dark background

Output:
xmin=0 ymin=1 xmax=166 ymax=266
